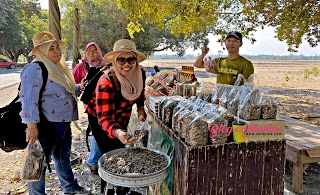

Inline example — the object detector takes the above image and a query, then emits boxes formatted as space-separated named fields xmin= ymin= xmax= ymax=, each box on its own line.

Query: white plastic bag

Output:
xmin=203 ymin=49 xmax=214 ymax=69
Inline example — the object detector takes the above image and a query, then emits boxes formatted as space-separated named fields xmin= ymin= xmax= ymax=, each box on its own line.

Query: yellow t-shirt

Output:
xmin=207 ymin=56 xmax=254 ymax=85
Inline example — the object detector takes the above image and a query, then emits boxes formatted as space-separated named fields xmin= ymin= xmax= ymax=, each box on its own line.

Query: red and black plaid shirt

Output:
xmin=86 ymin=69 xmax=145 ymax=138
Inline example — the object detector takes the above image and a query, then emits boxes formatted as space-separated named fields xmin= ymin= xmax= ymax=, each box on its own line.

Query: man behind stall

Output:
xmin=194 ymin=31 xmax=254 ymax=84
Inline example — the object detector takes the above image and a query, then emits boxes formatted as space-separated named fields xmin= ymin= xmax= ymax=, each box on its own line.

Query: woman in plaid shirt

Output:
xmin=86 ymin=39 xmax=147 ymax=194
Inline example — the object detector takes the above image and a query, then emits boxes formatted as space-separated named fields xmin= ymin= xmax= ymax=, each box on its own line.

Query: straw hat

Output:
xmin=104 ymin=39 xmax=146 ymax=63
xmin=28 ymin=31 xmax=65 ymax=56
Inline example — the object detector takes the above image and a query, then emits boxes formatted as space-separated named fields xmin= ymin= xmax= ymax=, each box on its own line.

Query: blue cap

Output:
xmin=226 ymin=31 xmax=242 ymax=42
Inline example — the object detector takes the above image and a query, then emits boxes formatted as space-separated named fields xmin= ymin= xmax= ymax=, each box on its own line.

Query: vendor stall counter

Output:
xmin=129 ymin=108 xmax=286 ymax=195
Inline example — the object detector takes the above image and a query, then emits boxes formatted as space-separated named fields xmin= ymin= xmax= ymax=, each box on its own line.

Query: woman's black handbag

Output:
xmin=0 ymin=62 xmax=48 ymax=152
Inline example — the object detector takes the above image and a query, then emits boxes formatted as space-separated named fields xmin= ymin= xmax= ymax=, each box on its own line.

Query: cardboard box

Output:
xmin=234 ymin=118 xmax=285 ymax=142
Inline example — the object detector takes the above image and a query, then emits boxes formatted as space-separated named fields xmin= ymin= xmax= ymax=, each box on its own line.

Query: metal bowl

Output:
xmin=98 ymin=147 xmax=170 ymax=187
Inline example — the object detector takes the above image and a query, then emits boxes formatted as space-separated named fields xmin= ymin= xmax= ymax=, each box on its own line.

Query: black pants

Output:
xmin=87 ymin=114 xmax=126 ymax=194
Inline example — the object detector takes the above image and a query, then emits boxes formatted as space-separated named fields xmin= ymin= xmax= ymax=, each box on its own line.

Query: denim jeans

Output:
xmin=28 ymin=122 xmax=79 ymax=195
xmin=86 ymin=136 xmax=101 ymax=166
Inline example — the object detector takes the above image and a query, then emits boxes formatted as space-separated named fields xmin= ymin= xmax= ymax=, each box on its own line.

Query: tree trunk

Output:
xmin=13 ymin=53 xmax=19 ymax=62
xmin=22 ymin=54 xmax=34 ymax=63
xmin=12 ymin=49 xmax=23 ymax=62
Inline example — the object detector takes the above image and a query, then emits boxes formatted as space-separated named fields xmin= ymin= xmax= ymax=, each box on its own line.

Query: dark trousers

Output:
xmin=87 ymin=114 xmax=126 ymax=194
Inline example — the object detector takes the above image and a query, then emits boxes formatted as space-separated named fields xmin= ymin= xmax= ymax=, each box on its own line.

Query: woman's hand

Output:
xmin=137 ymin=107 xmax=146 ymax=122
xmin=26 ymin=126 xmax=39 ymax=143
xmin=117 ymin=130 xmax=138 ymax=145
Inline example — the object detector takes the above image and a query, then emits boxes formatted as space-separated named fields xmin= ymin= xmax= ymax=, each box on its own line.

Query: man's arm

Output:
xmin=194 ymin=47 xmax=209 ymax=68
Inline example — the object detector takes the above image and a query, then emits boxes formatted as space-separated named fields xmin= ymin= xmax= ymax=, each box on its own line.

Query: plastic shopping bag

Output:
xmin=21 ymin=140 xmax=46 ymax=182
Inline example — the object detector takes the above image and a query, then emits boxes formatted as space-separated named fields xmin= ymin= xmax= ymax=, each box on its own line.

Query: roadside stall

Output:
xmin=137 ymin=66 xmax=286 ymax=194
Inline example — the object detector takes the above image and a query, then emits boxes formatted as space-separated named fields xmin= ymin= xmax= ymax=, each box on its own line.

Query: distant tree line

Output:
xmin=149 ymin=54 xmax=320 ymax=60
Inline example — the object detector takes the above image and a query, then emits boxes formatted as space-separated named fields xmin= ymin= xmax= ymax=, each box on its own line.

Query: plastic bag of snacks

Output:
xmin=212 ymin=84 xmax=233 ymax=104
xmin=21 ymin=140 xmax=46 ymax=182
xmin=234 ymin=74 xmax=257 ymax=88
xmin=175 ymin=83 xmax=184 ymax=96
xmin=186 ymin=111 xmax=209 ymax=146
xmin=260 ymin=95 xmax=277 ymax=119
xmin=207 ymin=112 xmax=228 ymax=145
xmin=219 ymin=90 xmax=228 ymax=109
xmin=203 ymin=49 xmax=215 ymax=69
xmin=227 ymin=89 xmax=241 ymax=116
xmin=198 ymin=82 xmax=216 ymax=102
xmin=172 ymin=99 xmax=189 ymax=130
xmin=178 ymin=101 xmax=200 ymax=139
xmin=177 ymin=109 xmax=192 ymax=138
xmin=145 ymin=77 xmax=155 ymax=86
xmin=239 ymin=89 xmax=263 ymax=120
xmin=227 ymin=86 xmax=241 ymax=102
xmin=158 ymin=97 xmax=170 ymax=119
xmin=162 ymin=96 xmax=184 ymax=126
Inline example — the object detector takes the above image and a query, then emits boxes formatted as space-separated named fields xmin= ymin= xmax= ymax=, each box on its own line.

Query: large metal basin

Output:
xmin=98 ymin=147 xmax=170 ymax=187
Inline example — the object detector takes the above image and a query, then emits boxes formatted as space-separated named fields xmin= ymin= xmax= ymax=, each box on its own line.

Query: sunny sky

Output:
xmin=193 ymin=26 xmax=320 ymax=57
xmin=38 ymin=0 xmax=320 ymax=56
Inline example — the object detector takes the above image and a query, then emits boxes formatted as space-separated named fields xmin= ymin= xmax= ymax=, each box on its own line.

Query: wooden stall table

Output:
xmin=278 ymin=114 xmax=320 ymax=194
xmin=147 ymin=109 xmax=286 ymax=195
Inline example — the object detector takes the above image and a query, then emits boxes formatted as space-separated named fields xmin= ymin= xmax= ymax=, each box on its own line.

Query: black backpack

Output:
xmin=0 ymin=62 xmax=48 ymax=152
xmin=80 ymin=63 xmax=114 ymax=104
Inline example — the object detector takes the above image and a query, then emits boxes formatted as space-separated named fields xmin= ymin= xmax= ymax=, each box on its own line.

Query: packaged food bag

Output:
xmin=260 ymin=96 xmax=278 ymax=119
xmin=21 ymin=140 xmax=46 ymax=182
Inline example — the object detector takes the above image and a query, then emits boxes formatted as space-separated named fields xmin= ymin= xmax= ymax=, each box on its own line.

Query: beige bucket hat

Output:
xmin=104 ymin=39 xmax=146 ymax=63
xmin=28 ymin=31 xmax=65 ymax=56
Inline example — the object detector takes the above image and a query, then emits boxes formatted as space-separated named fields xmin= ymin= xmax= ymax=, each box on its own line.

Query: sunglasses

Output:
xmin=117 ymin=57 xmax=137 ymax=65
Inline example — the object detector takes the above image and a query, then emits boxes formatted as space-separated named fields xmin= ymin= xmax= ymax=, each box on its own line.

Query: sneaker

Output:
xmin=63 ymin=186 xmax=91 ymax=195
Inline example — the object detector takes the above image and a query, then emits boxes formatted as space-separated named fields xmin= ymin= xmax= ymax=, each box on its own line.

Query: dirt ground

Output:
xmin=0 ymin=59 xmax=319 ymax=195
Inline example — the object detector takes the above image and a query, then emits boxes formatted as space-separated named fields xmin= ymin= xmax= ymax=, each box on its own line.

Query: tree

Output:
xmin=114 ymin=0 xmax=320 ymax=52
xmin=0 ymin=0 xmax=48 ymax=62
xmin=59 ymin=0 xmax=210 ymax=57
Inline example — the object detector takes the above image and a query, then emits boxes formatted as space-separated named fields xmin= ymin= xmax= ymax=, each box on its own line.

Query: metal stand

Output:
xmin=104 ymin=183 xmax=156 ymax=195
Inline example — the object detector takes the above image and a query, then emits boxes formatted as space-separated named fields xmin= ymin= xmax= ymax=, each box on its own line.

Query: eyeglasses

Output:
xmin=87 ymin=49 xmax=98 ymax=53
xmin=117 ymin=57 xmax=137 ymax=65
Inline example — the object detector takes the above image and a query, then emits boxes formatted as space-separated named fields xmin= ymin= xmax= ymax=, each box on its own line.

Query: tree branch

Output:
xmin=153 ymin=46 xmax=171 ymax=52
xmin=214 ymin=0 xmax=316 ymax=17
xmin=248 ymin=0 xmax=316 ymax=15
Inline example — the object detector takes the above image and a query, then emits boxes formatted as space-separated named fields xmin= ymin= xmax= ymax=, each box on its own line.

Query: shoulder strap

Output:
xmin=108 ymin=69 xmax=121 ymax=92
xmin=84 ymin=61 xmax=90 ymax=72
xmin=11 ymin=62 xmax=48 ymax=105
xmin=34 ymin=61 xmax=48 ymax=103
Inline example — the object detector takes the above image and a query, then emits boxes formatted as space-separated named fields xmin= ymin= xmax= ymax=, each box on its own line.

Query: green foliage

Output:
xmin=114 ymin=0 xmax=320 ymax=52
xmin=285 ymin=74 xmax=290 ymax=82
xmin=311 ymin=67 xmax=320 ymax=77
xmin=304 ymin=67 xmax=320 ymax=79
xmin=285 ymin=70 xmax=291 ymax=82
xmin=59 ymin=0 xmax=209 ymax=58
xmin=0 ymin=0 xmax=47 ymax=62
